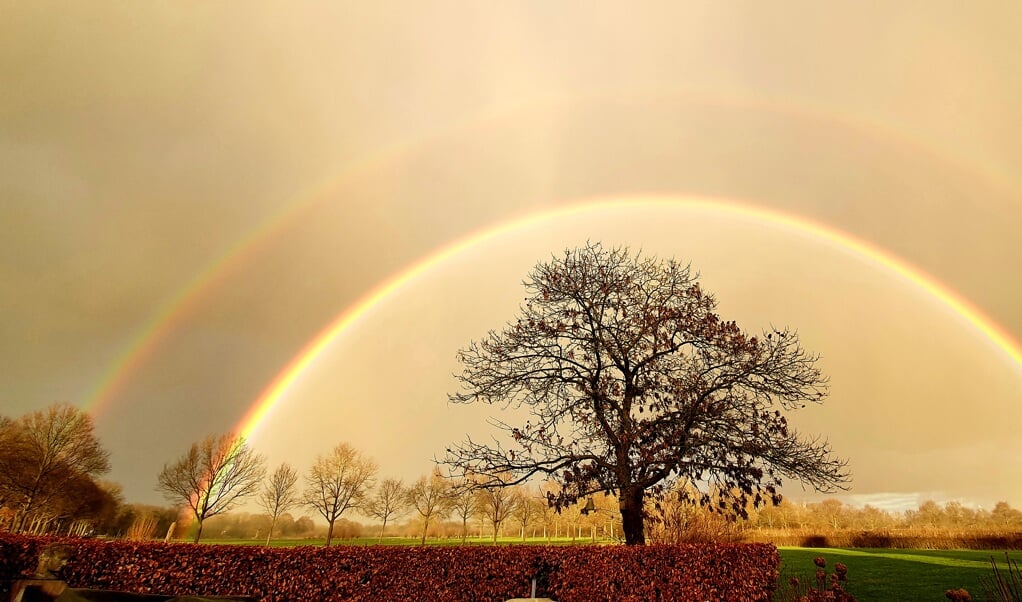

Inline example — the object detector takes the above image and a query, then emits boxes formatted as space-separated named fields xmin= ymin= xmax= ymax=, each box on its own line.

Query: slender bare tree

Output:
xmin=363 ymin=478 xmax=408 ymax=543
xmin=477 ymin=480 xmax=518 ymax=543
xmin=156 ymin=432 xmax=266 ymax=543
xmin=258 ymin=462 xmax=300 ymax=545
xmin=303 ymin=443 xmax=377 ymax=546
xmin=406 ymin=469 xmax=453 ymax=545
xmin=448 ymin=478 xmax=482 ymax=544
xmin=511 ymin=486 xmax=541 ymax=541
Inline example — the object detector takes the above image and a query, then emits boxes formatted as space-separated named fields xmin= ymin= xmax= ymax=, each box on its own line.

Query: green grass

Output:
xmin=778 ymin=547 xmax=1022 ymax=601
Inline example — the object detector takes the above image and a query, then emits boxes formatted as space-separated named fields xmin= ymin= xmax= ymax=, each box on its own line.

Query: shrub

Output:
xmin=775 ymin=554 xmax=855 ymax=602
xmin=0 ymin=533 xmax=779 ymax=601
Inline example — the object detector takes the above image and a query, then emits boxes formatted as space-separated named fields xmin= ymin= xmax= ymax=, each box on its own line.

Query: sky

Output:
xmin=2 ymin=1 xmax=1022 ymax=514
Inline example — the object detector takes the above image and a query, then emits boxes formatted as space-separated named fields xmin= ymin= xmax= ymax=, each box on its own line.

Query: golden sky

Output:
xmin=2 ymin=2 xmax=1021 ymax=512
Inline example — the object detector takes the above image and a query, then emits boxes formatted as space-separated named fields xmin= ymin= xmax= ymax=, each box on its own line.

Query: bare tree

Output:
xmin=156 ymin=432 xmax=266 ymax=543
xmin=258 ymin=462 xmax=300 ymax=545
xmin=992 ymin=502 xmax=1022 ymax=530
xmin=477 ymin=480 xmax=518 ymax=543
xmin=363 ymin=478 xmax=408 ymax=543
xmin=534 ymin=484 xmax=558 ymax=541
xmin=0 ymin=404 xmax=110 ymax=532
xmin=444 ymin=244 xmax=848 ymax=544
xmin=448 ymin=478 xmax=482 ymax=544
xmin=303 ymin=443 xmax=377 ymax=546
xmin=511 ymin=486 xmax=541 ymax=541
xmin=406 ymin=469 xmax=453 ymax=545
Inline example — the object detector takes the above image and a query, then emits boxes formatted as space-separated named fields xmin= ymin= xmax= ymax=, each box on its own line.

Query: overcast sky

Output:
xmin=3 ymin=2 xmax=1021 ymax=513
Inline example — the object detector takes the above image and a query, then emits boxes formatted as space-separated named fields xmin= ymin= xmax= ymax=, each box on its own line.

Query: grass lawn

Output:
xmin=778 ymin=547 xmax=1022 ymax=601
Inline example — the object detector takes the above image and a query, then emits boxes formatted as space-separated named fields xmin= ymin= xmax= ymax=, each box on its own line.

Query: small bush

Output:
xmin=775 ymin=554 xmax=855 ymax=602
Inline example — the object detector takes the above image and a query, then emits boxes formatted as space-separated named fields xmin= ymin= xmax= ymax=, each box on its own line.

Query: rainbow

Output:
xmin=79 ymin=209 xmax=304 ymax=417
xmin=234 ymin=194 xmax=1022 ymax=441
xmin=82 ymin=91 xmax=1019 ymax=419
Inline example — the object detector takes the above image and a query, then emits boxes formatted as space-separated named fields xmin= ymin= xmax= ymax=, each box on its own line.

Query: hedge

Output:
xmin=0 ymin=534 xmax=779 ymax=601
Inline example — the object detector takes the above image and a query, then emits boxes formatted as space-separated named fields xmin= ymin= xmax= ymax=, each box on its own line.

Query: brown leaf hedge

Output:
xmin=0 ymin=534 xmax=779 ymax=601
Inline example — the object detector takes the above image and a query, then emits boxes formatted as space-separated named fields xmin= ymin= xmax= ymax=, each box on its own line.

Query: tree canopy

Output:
xmin=0 ymin=404 xmax=111 ymax=532
xmin=444 ymin=243 xmax=849 ymax=544
xmin=302 ymin=442 xmax=377 ymax=546
xmin=156 ymin=432 xmax=266 ymax=543
xmin=258 ymin=462 xmax=300 ymax=545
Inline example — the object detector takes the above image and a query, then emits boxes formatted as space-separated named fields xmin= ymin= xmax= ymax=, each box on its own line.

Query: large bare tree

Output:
xmin=156 ymin=432 xmax=266 ymax=543
xmin=406 ymin=470 xmax=453 ymax=545
xmin=303 ymin=443 xmax=377 ymax=546
xmin=0 ymin=404 xmax=110 ymax=532
xmin=257 ymin=462 xmax=300 ymax=545
xmin=444 ymin=243 xmax=849 ymax=544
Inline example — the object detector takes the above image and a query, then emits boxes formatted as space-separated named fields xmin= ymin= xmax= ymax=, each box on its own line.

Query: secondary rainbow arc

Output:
xmin=235 ymin=194 xmax=1022 ymax=441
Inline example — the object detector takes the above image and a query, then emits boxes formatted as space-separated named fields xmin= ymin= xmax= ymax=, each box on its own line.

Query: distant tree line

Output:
xmin=4 ymin=403 xmax=1022 ymax=547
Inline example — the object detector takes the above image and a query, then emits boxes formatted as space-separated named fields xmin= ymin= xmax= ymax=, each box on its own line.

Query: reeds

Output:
xmin=981 ymin=552 xmax=1022 ymax=601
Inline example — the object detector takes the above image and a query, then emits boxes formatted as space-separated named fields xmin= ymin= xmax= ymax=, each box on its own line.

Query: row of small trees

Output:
xmin=152 ymin=475 xmax=1022 ymax=545
xmin=0 ymin=404 xmax=615 ymax=544
xmin=752 ymin=498 xmax=1022 ymax=532
xmin=172 ymin=492 xmax=621 ymax=544
xmin=154 ymin=433 xmax=607 ymax=545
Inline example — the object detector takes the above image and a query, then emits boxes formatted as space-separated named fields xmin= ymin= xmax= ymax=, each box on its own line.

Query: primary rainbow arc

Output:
xmin=234 ymin=194 xmax=1022 ymax=441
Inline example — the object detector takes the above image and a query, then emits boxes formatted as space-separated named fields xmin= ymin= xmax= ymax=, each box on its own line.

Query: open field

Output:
xmin=778 ymin=547 xmax=1022 ymax=601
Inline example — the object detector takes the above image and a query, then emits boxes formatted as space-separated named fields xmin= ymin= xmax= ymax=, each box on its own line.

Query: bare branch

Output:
xmin=156 ymin=432 xmax=266 ymax=543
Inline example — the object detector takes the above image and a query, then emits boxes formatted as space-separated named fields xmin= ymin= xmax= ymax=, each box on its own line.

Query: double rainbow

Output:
xmin=77 ymin=96 xmax=1022 ymax=436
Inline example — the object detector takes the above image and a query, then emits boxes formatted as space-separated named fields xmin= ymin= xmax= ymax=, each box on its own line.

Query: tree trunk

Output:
xmin=420 ymin=517 xmax=429 ymax=545
xmin=193 ymin=519 xmax=204 ymax=544
xmin=325 ymin=519 xmax=335 ymax=546
xmin=266 ymin=517 xmax=277 ymax=546
xmin=378 ymin=517 xmax=388 ymax=543
xmin=620 ymin=486 xmax=646 ymax=545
